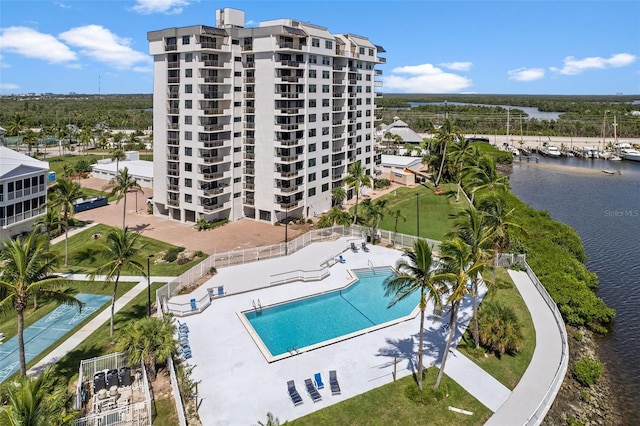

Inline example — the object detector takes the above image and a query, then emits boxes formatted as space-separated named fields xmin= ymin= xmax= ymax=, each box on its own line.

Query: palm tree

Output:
xmin=477 ymin=301 xmax=524 ymax=355
xmin=111 ymin=148 xmax=126 ymax=172
xmin=35 ymin=206 xmax=63 ymax=241
xmin=434 ymin=237 xmax=484 ymax=389
xmin=116 ymin=316 xmax=177 ymax=381
xmin=478 ymin=194 xmax=525 ymax=285
xmin=467 ymin=155 xmax=509 ymax=206
xmin=256 ymin=412 xmax=285 ymax=426
xmin=447 ymin=137 xmax=476 ymax=202
xmin=6 ymin=113 xmax=27 ymax=149
xmin=343 ymin=161 xmax=372 ymax=225
xmin=51 ymin=178 xmax=83 ymax=267
xmin=0 ymin=232 xmax=82 ymax=375
xmin=103 ymin=167 xmax=142 ymax=230
xmin=449 ymin=208 xmax=494 ymax=348
xmin=21 ymin=129 xmax=40 ymax=156
xmin=331 ymin=186 xmax=346 ymax=207
xmin=316 ymin=207 xmax=352 ymax=228
xmin=389 ymin=208 xmax=406 ymax=243
xmin=360 ymin=198 xmax=387 ymax=243
xmin=434 ymin=118 xmax=461 ymax=188
xmin=0 ymin=366 xmax=75 ymax=425
xmin=89 ymin=227 xmax=144 ymax=337
xmin=384 ymin=239 xmax=447 ymax=390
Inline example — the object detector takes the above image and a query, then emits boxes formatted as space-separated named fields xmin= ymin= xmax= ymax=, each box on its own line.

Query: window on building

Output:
xmin=185 ymin=69 xmax=192 ymax=78
xmin=359 ymin=47 xmax=365 ymax=55
xmin=365 ymin=157 xmax=371 ymax=164
xmin=366 ymin=74 xmax=371 ymax=81
xmin=322 ymin=85 xmax=330 ymax=93
xmin=322 ymin=56 xmax=330 ymax=65
xmin=184 ymin=131 xmax=192 ymax=140
xmin=308 ymin=114 xmax=316 ymax=123
xmin=312 ymin=38 xmax=320 ymax=47
xmin=366 ymin=86 xmax=371 ymax=93
xmin=185 ymin=178 xmax=192 ymax=187
xmin=309 ymin=69 xmax=316 ymax=78
xmin=308 ymin=129 xmax=316 ymax=137
xmin=322 ymin=113 xmax=329 ymax=121
xmin=185 ymin=100 xmax=192 ymax=109
xmin=234 ymin=86 xmax=241 ymax=92
xmin=322 ymin=141 xmax=329 ymax=150
xmin=309 ymin=84 xmax=316 ymax=93
xmin=325 ymin=40 xmax=333 ymax=49
xmin=234 ymin=192 xmax=241 ymax=198
xmin=234 ymin=177 xmax=241 ymax=183
xmin=322 ymin=169 xmax=329 ymax=178
xmin=185 ymin=163 xmax=192 ymax=172
xmin=308 ymin=187 xmax=316 ymax=197
xmin=184 ymin=53 xmax=193 ymax=62
xmin=232 ymin=39 xmax=240 ymax=45
xmin=322 ymin=127 xmax=329 ymax=135
xmin=185 ymin=147 xmax=192 ymax=156
xmin=322 ymin=98 xmax=330 ymax=107
xmin=308 ymin=172 xmax=316 ymax=182
xmin=309 ymin=55 xmax=317 ymax=64
xmin=322 ymin=155 xmax=329 ymax=164
xmin=308 ymin=158 xmax=316 ymax=167
xmin=185 ymin=194 xmax=192 ymax=203
xmin=184 ymin=116 xmax=192 ymax=125
xmin=322 ymin=183 xmax=329 ymax=192
xmin=308 ymin=99 xmax=316 ymax=108
xmin=322 ymin=70 xmax=330 ymax=79
xmin=234 ymin=146 xmax=241 ymax=152
xmin=309 ymin=143 xmax=316 ymax=152
xmin=182 ymin=35 xmax=190 ymax=45
xmin=369 ymin=48 xmax=374 ymax=56
xmin=234 ymin=162 xmax=241 ymax=168
xmin=185 ymin=84 xmax=192 ymax=93
xmin=365 ymin=145 xmax=371 ymax=152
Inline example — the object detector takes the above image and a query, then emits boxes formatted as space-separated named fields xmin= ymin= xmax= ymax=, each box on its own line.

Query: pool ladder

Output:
xmin=252 ymin=299 xmax=262 ymax=314
xmin=287 ymin=345 xmax=300 ymax=355
xmin=368 ymin=259 xmax=375 ymax=274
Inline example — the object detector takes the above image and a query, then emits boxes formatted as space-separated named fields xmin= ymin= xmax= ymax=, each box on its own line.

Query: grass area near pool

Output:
xmin=375 ymin=183 xmax=468 ymax=241
xmin=0 ymin=280 xmax=137 ymax=343
xmin=290 ymin=367 xmax=492 ymax=425
xmin=50 ymin=223 xmax=207 ymax=276
xmin=456 ymin=268 xmax=535 ymax=390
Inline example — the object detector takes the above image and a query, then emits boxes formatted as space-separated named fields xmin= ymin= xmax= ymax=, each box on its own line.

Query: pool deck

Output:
xmin=179 ymin=237 xmax=511 ymax=425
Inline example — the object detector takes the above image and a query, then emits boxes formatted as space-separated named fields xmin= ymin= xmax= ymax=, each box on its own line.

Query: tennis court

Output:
xmin=0 ymin=293 xmax=111 ymax=382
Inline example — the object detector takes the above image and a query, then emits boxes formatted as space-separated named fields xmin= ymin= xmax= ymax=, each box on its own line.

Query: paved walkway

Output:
xmin=27 ymin=274 xmax=176 ymax=377
xmin=485 ymin=270 xmax=566 ymax=425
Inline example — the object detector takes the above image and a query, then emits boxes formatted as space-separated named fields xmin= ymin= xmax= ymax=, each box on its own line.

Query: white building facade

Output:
xmin=0 ymin=147 xmax=49 ymax=242
xmin=147 ymin=8 xmax=384 ymax=223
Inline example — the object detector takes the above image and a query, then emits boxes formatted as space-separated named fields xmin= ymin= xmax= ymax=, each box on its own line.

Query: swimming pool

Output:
xmin=241 ymin=266 xmax=420 ymax=362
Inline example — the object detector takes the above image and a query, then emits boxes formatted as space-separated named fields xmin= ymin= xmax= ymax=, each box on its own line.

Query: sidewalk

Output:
xmin=485 ymin=270 xmax=566 ymax=425
xmin=27 ymin=274 xmax=175 ymax=377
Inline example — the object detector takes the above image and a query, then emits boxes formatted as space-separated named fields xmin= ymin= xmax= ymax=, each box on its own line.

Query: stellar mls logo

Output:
xmin=604 ymin=209 xmax=639 ymax=217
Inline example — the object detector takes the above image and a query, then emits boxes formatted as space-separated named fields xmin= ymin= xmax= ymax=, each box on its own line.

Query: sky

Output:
xmin=0 ymin=0 xmax=638 ymax=96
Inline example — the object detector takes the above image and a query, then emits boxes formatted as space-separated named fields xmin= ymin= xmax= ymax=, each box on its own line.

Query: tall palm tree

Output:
xmin=317 ymin=207 xmax=352 ymax=228
xmin=0 ymin=232 xmax=82 ymax=376
xmin=110 ymin=148 xmax=126 ymax=172
xmin=478 ymin=194 xmax=525 ymax=284
xmin=6 ymin=113 xmax=27 ymax=148
xmin=434 ymin=238 xmax=484 ymax=389
xmin=0 ymin=366 xmax=75 ymax=425
xmin=331 ymin=186 xmax=346 ymax=207
xmin=467 ymin=155 xmax=510 ymax=206
xmin=447 ymin=137 xmax=476 ymax=202
xmin=360 ymin=198 xmax=387 ymax=242
xmin=116 ymin=316 xmax=177 ymax=381
xmin=89 ymin=227 xmax=144 ymax=337
xmin=389 ymin=208 xmax=406 ymax=243
xmin=51 ymin=178 xmax=83 ymax=267
xmin=449 ymin=208 xmax=494 ymax=348
xmin=434 ymin=118 xmax=461 ymax=188
xmin=35 ymin=207 xmax=63 ymax=241
xmin=384 ymin=239 xmax=447 ymax=390
xmin=343 ymin=161 xmax=372 ymax=225
xmin=103 ymin=167 xmax=142 ymax=230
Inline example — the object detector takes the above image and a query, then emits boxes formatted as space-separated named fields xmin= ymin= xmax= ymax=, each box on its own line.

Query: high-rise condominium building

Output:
xmin=147 ymin=8 xmax=384 ymax=224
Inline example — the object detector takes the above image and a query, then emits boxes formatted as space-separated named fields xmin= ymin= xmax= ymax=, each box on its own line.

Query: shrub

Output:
xmin=163 ymin=247 xmax=184 ymax=263
xmin=573 ymin=356 xmax=603 ymax=386
xmin=404 ymin=382 xmax=448 ymax=405
xmin=208 ymin=266 xmax=217 ymax=275
xmin=194 ymin=250 xmax=205 ymax=258
xmin=477 ymin=301 xmax=524 ymax=355
xmin=573 ymin=332 xmax=583 ymax=342
xmin=374 ymin=178 xmax=391 ymax=189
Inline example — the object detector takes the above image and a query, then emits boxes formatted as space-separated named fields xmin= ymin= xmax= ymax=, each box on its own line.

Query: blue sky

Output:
xmin=1 ymin=0 xmax=638 ymax=95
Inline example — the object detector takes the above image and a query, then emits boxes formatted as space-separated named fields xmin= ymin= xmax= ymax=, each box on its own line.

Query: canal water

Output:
xmin=509 ymin=156 xmax=640 ymax=421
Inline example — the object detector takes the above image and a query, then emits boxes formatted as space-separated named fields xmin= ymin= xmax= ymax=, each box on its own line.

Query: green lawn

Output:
xmin=456 ymin=268 xmax=536 ymax=389
xmin=50 ymin=224 xmax=207 ymax=276
xmin=291 ymin=367 xmax=491 ymax=425
xmin=375 ymin=183 xmax=468 ymax=241
xmin=47 ymin=154 xmax=105 ymax=176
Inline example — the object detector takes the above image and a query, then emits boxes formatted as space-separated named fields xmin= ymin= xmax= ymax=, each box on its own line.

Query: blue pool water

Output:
xmin=244 ymin=267 xmax=420 ymax=357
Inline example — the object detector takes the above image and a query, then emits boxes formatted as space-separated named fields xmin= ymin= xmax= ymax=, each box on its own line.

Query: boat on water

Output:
xmin=543 ymin=145 xmax=562 ymax=158
xmin=602 ymin=169 xmax=617 ymax=175
xmin=582 ymin=146 xmax=599 ymax=158
xmin=621 ymin=148 xmax=640 ymax=162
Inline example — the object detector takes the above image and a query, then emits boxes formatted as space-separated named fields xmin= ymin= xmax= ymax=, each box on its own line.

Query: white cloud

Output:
xmin=0 ymin=54 xmax=9 ymax=68
xmin=0 ymin=83 xmax=19 ymax=90
xmin=440 ymin=62 xmax=472 ymax=72
xmin=508 ymin=67 xmax=545 ymax=82
xmin=383 ymin=63 xmax=472 ymax=93
xmin=0 ymin=26 xmax=77 ymax=63
xmin=550 ymin=53 xmax=636 ymax=75
xmin=59 ymin=25 xmax=151 ymax=70
xmin=132 ymin=0 xmax=191 ymax=15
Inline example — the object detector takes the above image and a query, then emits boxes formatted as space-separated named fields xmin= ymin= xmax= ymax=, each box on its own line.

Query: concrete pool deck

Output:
xmin=177 ymin=237 xmax=511 ymax=424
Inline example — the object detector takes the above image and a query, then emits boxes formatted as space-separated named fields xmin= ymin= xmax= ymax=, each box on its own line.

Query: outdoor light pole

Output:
xmin=147 ymin=254 xmax=154 ymax=317
xmin=416 ymin=193 xmax=420 ymax=237
xmin=284 ymin=205 xmax=289 ymax=255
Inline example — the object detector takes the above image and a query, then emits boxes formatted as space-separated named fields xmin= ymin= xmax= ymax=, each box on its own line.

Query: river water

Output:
xmin=509 ymin=156 xmax=640 ymax=421
xmin=409 ymin=102 xmax=562 ymax=121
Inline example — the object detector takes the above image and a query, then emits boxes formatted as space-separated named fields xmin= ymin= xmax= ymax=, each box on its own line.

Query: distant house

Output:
xmin=91 ymin=151 xmax=153 ymax=188
xmin=377 ymin=117 xmax=424 ymax=153
xmin=377 ymin=155 xmax=426 ymax=186
xmin=0 ymin=147 xmax=49 ymax=242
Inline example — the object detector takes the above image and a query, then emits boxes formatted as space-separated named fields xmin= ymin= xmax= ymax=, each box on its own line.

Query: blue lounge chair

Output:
xmin=304 ymin=378 xmax=322 ymax=402
xmin=217 ymin=286 xmax=225 ymax=296
xmin=338 ymin=255 xmax=346 ymax=264
xmin=190 ymin=298 xmax=197 ymax=311
xmin=329 ymin=370 xmax=341 ymax=395
xmin=314 ymin=372 xmax=325 ymax=389
xmin=287 ymin=380 xmax=303 ymax=406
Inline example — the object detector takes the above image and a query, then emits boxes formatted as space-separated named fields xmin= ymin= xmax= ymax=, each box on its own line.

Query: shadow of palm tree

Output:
xmin=376 ymin=336 xmax=416 ymax=374
xmin=130 ymin=223 xmax=150 ymax=233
